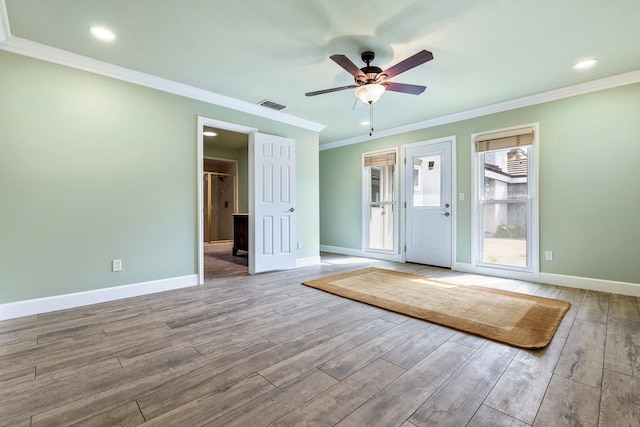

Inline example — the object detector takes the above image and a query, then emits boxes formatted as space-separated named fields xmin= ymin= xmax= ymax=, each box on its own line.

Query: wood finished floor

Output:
xmin=1 ymin=253 xmax=639 ymax=426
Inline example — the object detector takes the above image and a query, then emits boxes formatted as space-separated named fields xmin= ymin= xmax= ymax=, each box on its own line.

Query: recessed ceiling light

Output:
xmin=203 ymin=131 xmax=218 ymax=137
xmin=573 ymin=59 xmax=597 ymax=70
xmin=89 ymin=26 xmax=116 ymax=42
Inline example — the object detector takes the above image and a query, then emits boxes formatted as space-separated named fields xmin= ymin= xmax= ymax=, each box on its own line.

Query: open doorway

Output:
xmin=198 ymin=116 xmax=298 ymax=281
xmin=202 ymin=125 xmax=249 ymax=279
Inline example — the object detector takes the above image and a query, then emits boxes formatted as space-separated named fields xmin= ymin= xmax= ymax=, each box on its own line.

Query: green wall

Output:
xmin=0 ymin=50 xmax=319 ymax=304
xmin=320 ymin=83 xmax=640 ymax=284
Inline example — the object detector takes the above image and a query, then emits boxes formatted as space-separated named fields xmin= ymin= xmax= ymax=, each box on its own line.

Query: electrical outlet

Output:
xmin=112 ymin=259 xmax=122 ymax=271
xmin=545 ymin=251 xmax=553 ymax=261
xmin=297 ymin=241 xmax=303 ymax=250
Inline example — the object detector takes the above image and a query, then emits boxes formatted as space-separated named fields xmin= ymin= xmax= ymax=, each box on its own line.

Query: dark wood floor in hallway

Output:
xmin=1 ymin=253 xmax=638 ymax=426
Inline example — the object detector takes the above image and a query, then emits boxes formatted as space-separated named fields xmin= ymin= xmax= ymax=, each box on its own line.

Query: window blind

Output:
xmin=363 ymin=151 xmax=396 ymax=167
xmin=475 ymin=127 xmax=534 ymax=152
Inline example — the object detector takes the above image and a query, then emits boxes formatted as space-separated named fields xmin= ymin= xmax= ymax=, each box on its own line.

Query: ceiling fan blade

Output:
xmin=382 ymin=50 xmax=433 ymax=79
xmin=383 ymin=82 xmax=427 ymax=95
xmin=330 ymin=54 xmax=366 ymax=79
xmin=305 ymin=84 xmax=358 ymax=97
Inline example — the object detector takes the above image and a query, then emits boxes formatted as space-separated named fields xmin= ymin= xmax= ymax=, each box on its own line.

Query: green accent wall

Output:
xmin=320 ymin=83 xmax=640 ymax=284
xmin=0 ymin=50 xmax=319 ymax=304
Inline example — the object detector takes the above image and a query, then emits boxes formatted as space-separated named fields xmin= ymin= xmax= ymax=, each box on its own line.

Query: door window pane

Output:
xmin=413 ymin=154 xmax=442 ymax=207
xmin=482 ymin=202 xmax=527 ymax=266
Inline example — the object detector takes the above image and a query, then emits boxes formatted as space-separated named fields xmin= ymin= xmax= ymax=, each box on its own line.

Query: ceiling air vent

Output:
xmin=258 ymin=99 xmax=287 ymax=111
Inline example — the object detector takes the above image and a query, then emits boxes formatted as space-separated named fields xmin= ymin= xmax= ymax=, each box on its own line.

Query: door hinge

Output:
xmin=404 ymin=245 xmax=407 ymax=252
xmin=404 ymin=201 xmax=406 ymax=208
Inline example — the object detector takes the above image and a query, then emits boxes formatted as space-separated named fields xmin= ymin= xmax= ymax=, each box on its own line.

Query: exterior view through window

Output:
xmin=481 ymin=147 xmax=529 ymax=266
xmin=476 ymin=127 xmax=535 ymax=270
xmin=364 ymin=150 xmax=397 ymax=252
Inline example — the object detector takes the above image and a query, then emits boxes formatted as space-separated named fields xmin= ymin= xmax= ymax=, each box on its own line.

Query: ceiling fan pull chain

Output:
xmin=369 ymin=102 xmax=374 ymax=136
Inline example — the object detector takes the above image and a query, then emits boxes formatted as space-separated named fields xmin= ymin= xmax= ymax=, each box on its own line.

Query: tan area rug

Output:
xmin=302 ymin=267 xmax=571 ymax=349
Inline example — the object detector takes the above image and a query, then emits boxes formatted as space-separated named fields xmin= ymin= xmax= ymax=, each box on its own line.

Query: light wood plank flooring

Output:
xmin=204 ymin=251 xmax=248 ymax=280
xmin=1 ymin=253 xmax=639 ymax=426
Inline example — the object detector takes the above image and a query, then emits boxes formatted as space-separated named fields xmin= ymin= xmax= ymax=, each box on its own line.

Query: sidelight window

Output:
xmin=363 ymin=149 xmax=397 ymax=253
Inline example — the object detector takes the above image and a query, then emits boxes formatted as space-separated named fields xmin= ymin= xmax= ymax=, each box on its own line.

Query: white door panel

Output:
xmin=405 ymin=140 xmax=453 ymax=268
xmin=250 ymin=133 xmax=296 ymax=274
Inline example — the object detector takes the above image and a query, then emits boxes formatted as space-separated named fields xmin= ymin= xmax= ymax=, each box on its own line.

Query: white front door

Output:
xmin=404 ymin=139 xmax=453 ymax=268
xmin=249 ymin=132 xmax=296 ymax=274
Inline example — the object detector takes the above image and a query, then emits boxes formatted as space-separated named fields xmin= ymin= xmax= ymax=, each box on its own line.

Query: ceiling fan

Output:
xmin=305 ymin=49 xmax=434 ymax=105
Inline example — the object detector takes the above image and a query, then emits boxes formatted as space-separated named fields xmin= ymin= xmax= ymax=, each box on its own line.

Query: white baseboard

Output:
xmin=320 ymin=245 xmax=403 ymax=263
xmin=539 ymin=272 xmax=640 ymax=297
xmin=455 ymin=262 xmax=640 ymax=297
xmin=454 ymin=262 xmax=540 ymax=282
xmin=296 ymin=256 xmax=321 ymax=268
xmin=0 ymin=274 xmax=199 ymax=321
xmin=320 ymin=245 xmax=363 ymax=257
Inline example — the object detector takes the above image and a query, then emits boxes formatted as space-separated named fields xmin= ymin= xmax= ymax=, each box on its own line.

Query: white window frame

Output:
xmin=413 ymin=164 xmax=422 ymax=192
xmin=362 ymin=148 xmax=399 ymax=255
xmin=471 ymin=124 xmax=539 ymax=276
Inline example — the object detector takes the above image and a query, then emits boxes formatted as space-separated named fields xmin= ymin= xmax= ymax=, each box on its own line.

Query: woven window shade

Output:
xmin=475 ymin=127 xmax=534 ymax=152
xmin=364 ymin=151 xmax=396 ymax=167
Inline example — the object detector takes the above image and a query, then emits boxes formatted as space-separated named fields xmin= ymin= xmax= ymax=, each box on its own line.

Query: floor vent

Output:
xmin=258 ymin=100 xmax=287 ymax=111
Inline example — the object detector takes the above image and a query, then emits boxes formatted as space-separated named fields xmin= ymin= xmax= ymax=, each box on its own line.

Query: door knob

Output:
xmin=440 ymin=212 xmax=450 ymax=217
xmin=289 ymin=207 xmax=295 ymax=212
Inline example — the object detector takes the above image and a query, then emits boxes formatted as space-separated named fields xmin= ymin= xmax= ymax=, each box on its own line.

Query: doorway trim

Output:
xmin=197 ymin=116 xmax=256 ymax=284
xmin=401 ymin=136 xmax=457 ymax=267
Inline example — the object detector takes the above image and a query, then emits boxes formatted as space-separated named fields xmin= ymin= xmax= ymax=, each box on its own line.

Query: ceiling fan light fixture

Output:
xmin=355 ymin=84 xmax=385 ymax=104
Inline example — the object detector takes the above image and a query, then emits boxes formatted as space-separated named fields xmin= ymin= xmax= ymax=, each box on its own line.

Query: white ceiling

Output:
xmin=2 ymin=0 xmax=640 ymax=145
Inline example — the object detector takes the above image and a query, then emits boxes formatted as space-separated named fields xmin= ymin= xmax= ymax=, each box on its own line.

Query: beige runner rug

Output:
xmin=302 ymin=267 xmax=571 ymax=349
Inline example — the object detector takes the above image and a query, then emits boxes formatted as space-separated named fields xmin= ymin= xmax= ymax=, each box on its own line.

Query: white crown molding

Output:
xmin=0 ymin=3 xmax=325 ymax=134
xmin=321 ymin=69 xmax=640 ymax=151
xmin=0 ymin=274 xmax=199 ymax=321
xmin=0 ymin=0 xmax=9 ymax=43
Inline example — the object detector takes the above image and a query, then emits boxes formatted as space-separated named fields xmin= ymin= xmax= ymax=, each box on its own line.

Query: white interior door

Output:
xmin=249 ymin=132 xmax=296 ymax=274
xmin=405 ymin=140 xmax=453 ymax=267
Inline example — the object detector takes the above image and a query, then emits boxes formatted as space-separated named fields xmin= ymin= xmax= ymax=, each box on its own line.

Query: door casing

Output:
xmin=197 ymin=116 xmax=255 ymax=284
xmin=197 ymin=116 xmax=297 ymax=282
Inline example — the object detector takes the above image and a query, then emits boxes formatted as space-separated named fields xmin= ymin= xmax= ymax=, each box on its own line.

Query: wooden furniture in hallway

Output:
xmin=232 ymin=213 xmax=248 ymax=256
